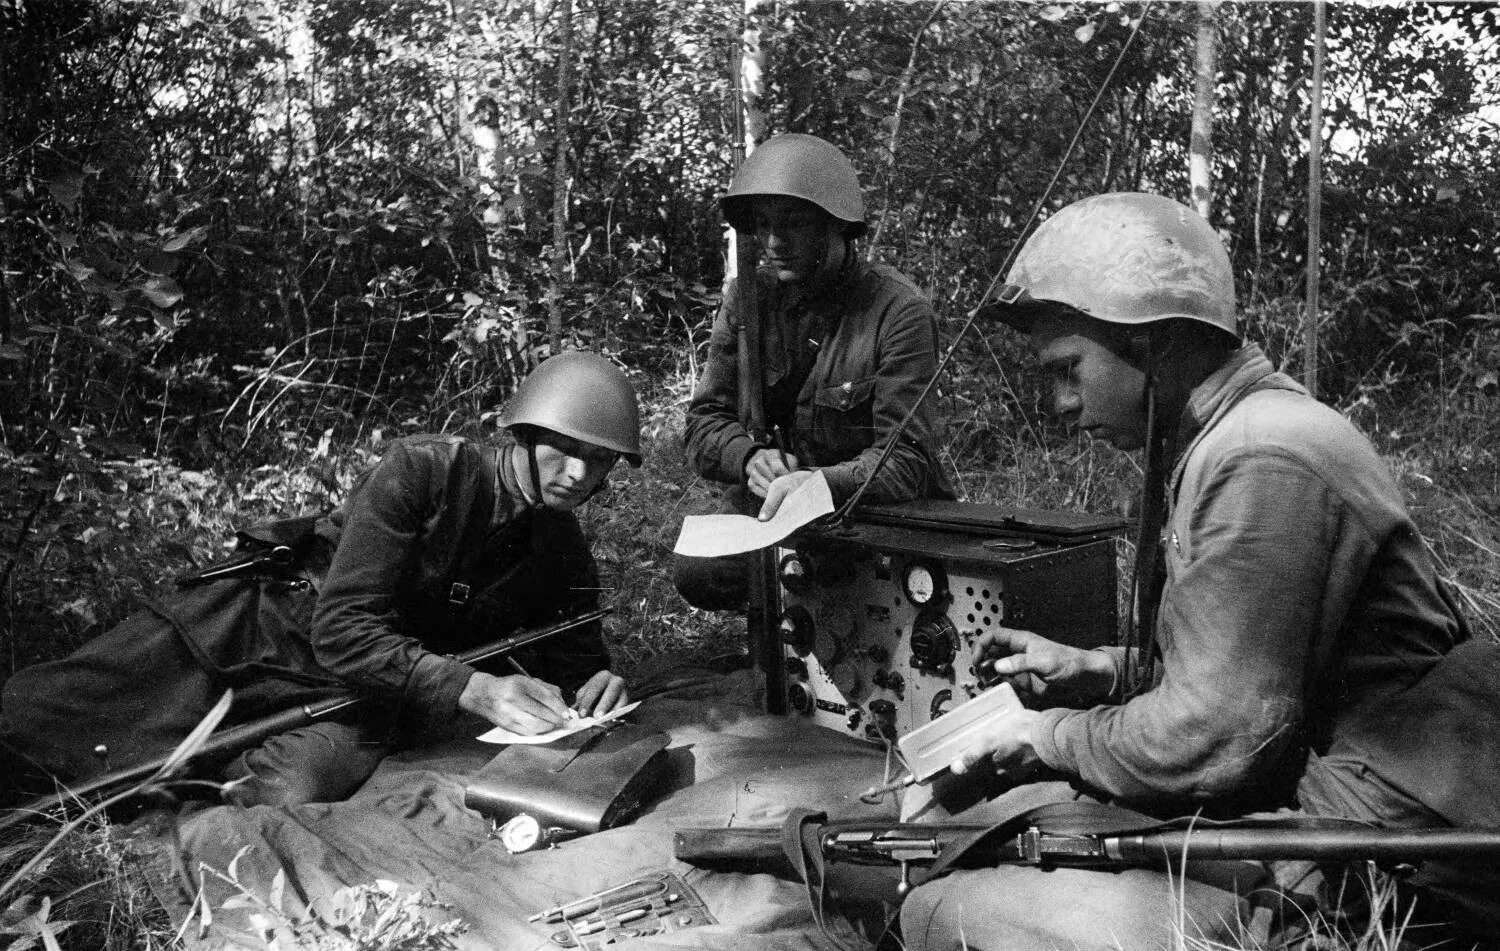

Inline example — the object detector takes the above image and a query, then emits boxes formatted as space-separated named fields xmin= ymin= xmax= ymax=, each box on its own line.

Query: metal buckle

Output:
xmin=995 ymin=283 xmax=1030 ymax=306
xmin=449 ymin=582 xmax=472 ymax=606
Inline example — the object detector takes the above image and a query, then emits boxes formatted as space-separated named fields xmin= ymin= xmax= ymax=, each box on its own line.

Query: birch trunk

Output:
xmin=1190 ymin=1 xmax=1220 ymax=221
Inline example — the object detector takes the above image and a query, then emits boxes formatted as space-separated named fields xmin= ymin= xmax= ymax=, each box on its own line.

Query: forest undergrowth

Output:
xmin=2 ymin=359 xmax=1499 ymax=951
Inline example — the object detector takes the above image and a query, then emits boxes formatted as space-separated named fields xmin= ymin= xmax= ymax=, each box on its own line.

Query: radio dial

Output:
xmin=902 ymin=560 xmax=949 ymax=607
xmin=829 ymin=661 xmax=860 ymax=697
xmin=788 ymin=682 xmax=814 ymax=714
xmin=910 ymin=609 xmax=958 ymax=675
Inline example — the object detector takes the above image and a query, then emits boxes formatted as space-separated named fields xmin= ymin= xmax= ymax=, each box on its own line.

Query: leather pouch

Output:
xmin=463 ymin=722 xmax=672 ymax=833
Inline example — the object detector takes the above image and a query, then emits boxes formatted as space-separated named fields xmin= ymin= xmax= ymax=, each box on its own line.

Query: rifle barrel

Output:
xmin=1111 ymin=827 xmax=1500 ymax=863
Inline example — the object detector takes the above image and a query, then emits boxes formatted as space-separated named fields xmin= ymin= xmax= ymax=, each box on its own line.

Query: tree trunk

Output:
xmin=546 ymin=0 xmax=575 ymax=356
xmin=866 ymin=1 xmax=947 ymax=261
xmin=1304 ymin=0 xmax=1326 ymax=398
xmin=725 ymin=0 xmax=765 ymax=316
xmin=1189 ymin=1 xmax=1220 ymax=221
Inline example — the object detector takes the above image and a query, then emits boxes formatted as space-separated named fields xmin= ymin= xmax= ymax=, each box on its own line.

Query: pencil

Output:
xmin=506 ymin=656 xmax=579 ymax=718
xmin=773 ymin=427 xmax=792 ymax=471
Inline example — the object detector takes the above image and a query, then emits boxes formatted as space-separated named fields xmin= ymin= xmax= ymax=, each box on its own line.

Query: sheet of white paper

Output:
xmin=672 ymin=470 xmax=835 ymax=558
xmin=475 ymin=700 xmax=642 ymax=745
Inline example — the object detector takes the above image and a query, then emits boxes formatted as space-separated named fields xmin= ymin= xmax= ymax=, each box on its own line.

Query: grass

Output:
xmin=2 ymin=359 xmax=1497 ymax=949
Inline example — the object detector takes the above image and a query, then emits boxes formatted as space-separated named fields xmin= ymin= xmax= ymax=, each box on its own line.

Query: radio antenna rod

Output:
xmin=833 ymin=2 xmax=1155 ymax=524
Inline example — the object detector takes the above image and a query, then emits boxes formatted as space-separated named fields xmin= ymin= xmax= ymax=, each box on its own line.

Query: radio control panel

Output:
xmin=765 ymin=502 xmax=1122 ymax=743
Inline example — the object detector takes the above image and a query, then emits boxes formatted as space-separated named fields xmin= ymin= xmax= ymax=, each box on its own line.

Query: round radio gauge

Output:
xmin=902 ymin=561 xmax=948 ymax=607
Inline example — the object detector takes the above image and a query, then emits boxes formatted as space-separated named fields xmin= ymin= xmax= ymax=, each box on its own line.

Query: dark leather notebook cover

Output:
xmin=462 ymin=722 xmax=671 ymax=833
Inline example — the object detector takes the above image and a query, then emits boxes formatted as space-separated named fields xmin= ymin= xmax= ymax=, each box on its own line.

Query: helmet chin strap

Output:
xmin=1123 ymin=363 xmax=1164 ymax=699
xmin=812 ymin=231 xmax=851 ymax=290
xmin=1121 ymin=331 xmax=1194 ymax=699
xmin=523 ymin=442 xmax=544 ymax=509
xmin=506 ymin=438 xmax=543 ymax=510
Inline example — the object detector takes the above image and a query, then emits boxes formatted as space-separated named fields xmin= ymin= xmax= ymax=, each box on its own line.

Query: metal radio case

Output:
xmin=754 ymin=500 xmax=1124 ymax=743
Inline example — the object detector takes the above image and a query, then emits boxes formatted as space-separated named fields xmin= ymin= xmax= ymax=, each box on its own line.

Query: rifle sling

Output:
xmin=780 ymin=809 xmax=869 ymax=951
xmin=914 ymin=802 xmax=1355 ymax=889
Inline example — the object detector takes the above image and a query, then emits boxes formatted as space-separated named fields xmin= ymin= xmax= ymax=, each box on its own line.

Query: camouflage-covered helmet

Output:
xmin=983 ymin=192 xmax=1237 ymax=338
xmin=721 ymin=133 xmax=867 ymax=238
xmin=500 ymin=351 xmax=642 ymax=467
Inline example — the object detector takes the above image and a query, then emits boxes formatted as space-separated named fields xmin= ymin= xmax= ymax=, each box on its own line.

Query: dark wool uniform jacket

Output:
xmin=684 ymin=260 xmax=954 ymax=504
xmin=312 ymin=434 xmax=610 ymax=729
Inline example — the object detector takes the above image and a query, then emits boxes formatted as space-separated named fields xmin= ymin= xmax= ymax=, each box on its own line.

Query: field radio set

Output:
xmin=750 ymin=500 xmax=1126 ymax=745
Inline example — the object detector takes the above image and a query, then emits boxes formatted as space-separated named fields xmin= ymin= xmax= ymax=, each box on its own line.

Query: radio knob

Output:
xmin=910 ymin=610 xmax=958 ymax=674
xmin=885 ymin=671 xmax=906 ymax=699
xmin=784 ymin=656 xmax=808 ymax=679
xmin=779 ymin=552 xmax=815 ymax=594
xmin=788 ymin=682 xmax=814 ymax=715
xmin=779 ymin=606 xmax=816 ymax=655
xmin=866 ymin=699 xmax=898 ymax=742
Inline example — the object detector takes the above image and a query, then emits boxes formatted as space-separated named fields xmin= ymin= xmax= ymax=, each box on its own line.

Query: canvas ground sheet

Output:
xmin=150 ymin=688 xmax=903 ymax=950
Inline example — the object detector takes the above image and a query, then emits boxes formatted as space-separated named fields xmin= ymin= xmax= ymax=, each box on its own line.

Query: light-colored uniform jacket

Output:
xmin=1032 ymin=345 xmax=1498 ymax=830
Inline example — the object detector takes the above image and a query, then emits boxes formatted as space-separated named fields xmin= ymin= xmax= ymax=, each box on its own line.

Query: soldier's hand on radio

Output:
xmin=757 ymin=469 xmax=815 ymax=520
xmin=459 ymin=671 xmax=571 ymax=734
xmin=572 ymin=669 xmax=630 ymax=718
xmin=744 ymin=448 xmax=800 ymax=499
xmin=975 ymin=627 xmax=1118 ymax=704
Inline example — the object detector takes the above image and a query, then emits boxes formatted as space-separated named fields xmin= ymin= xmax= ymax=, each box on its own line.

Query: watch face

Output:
xmin=903 ymin=562 xmax=945 ymax=606
xmin=498 ymin=814 xmax=542 ymax=853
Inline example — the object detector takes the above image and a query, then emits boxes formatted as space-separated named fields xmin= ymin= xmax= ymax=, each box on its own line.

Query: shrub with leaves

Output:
xmin=197 ymin=852 xmax=465 ymax=951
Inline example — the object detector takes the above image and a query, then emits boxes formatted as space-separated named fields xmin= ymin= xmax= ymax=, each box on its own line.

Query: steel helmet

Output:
xmin=721 ymin=133 xmax=867 ymax=238
xmin=983 ymin=192 xmax=1237 ymax=338
xmin=500 ymin=351 xmax=642 ymax=467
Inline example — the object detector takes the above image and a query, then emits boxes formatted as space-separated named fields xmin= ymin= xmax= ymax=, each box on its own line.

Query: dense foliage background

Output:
xmin=2 ymin=0 xmax=1498 ymax=671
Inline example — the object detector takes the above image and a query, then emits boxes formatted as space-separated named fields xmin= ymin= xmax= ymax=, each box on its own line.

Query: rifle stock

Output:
xmin=1 ymin=608 xmax=610 ymax=830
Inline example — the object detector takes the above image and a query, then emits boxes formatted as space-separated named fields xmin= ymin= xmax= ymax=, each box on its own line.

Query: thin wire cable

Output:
xmin=835 ymin=2 xmax=1156 ymax=521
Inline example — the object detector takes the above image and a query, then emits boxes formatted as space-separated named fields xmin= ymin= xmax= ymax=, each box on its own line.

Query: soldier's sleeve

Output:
xmin=684 ymin=277 xmax=759 ymax=485
xmin=1030 ymin=450 xmax=1340 ymax=807
xmin=311 ymin=442 xmax=475 ymax=725
xmin=818 ymin=291 xmax=946 ymax=503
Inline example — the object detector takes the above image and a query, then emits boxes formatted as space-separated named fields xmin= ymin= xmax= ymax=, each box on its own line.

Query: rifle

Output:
xmin=676 ymin=817 xmax=1500 ymax=893
xmin=727 ymin=34 xmax=783 ymax=716
xmin=1 ymin=608 xmax=611 ymax=831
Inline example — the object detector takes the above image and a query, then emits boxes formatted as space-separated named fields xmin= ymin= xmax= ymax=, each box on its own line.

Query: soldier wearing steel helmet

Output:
xmin=899 ymin=193 xmax=1500 ymax=947
xmin=676 ymin=132 xmax=954 ymax=610
xmin=1 ymin=351 xmax=639 ymax=807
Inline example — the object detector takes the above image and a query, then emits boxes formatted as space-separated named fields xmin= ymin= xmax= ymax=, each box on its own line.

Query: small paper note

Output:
xmin=672 ymin=470 xmax=834 ymax=558
xmin=476 ymin=700 xmax=641 ymax=745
